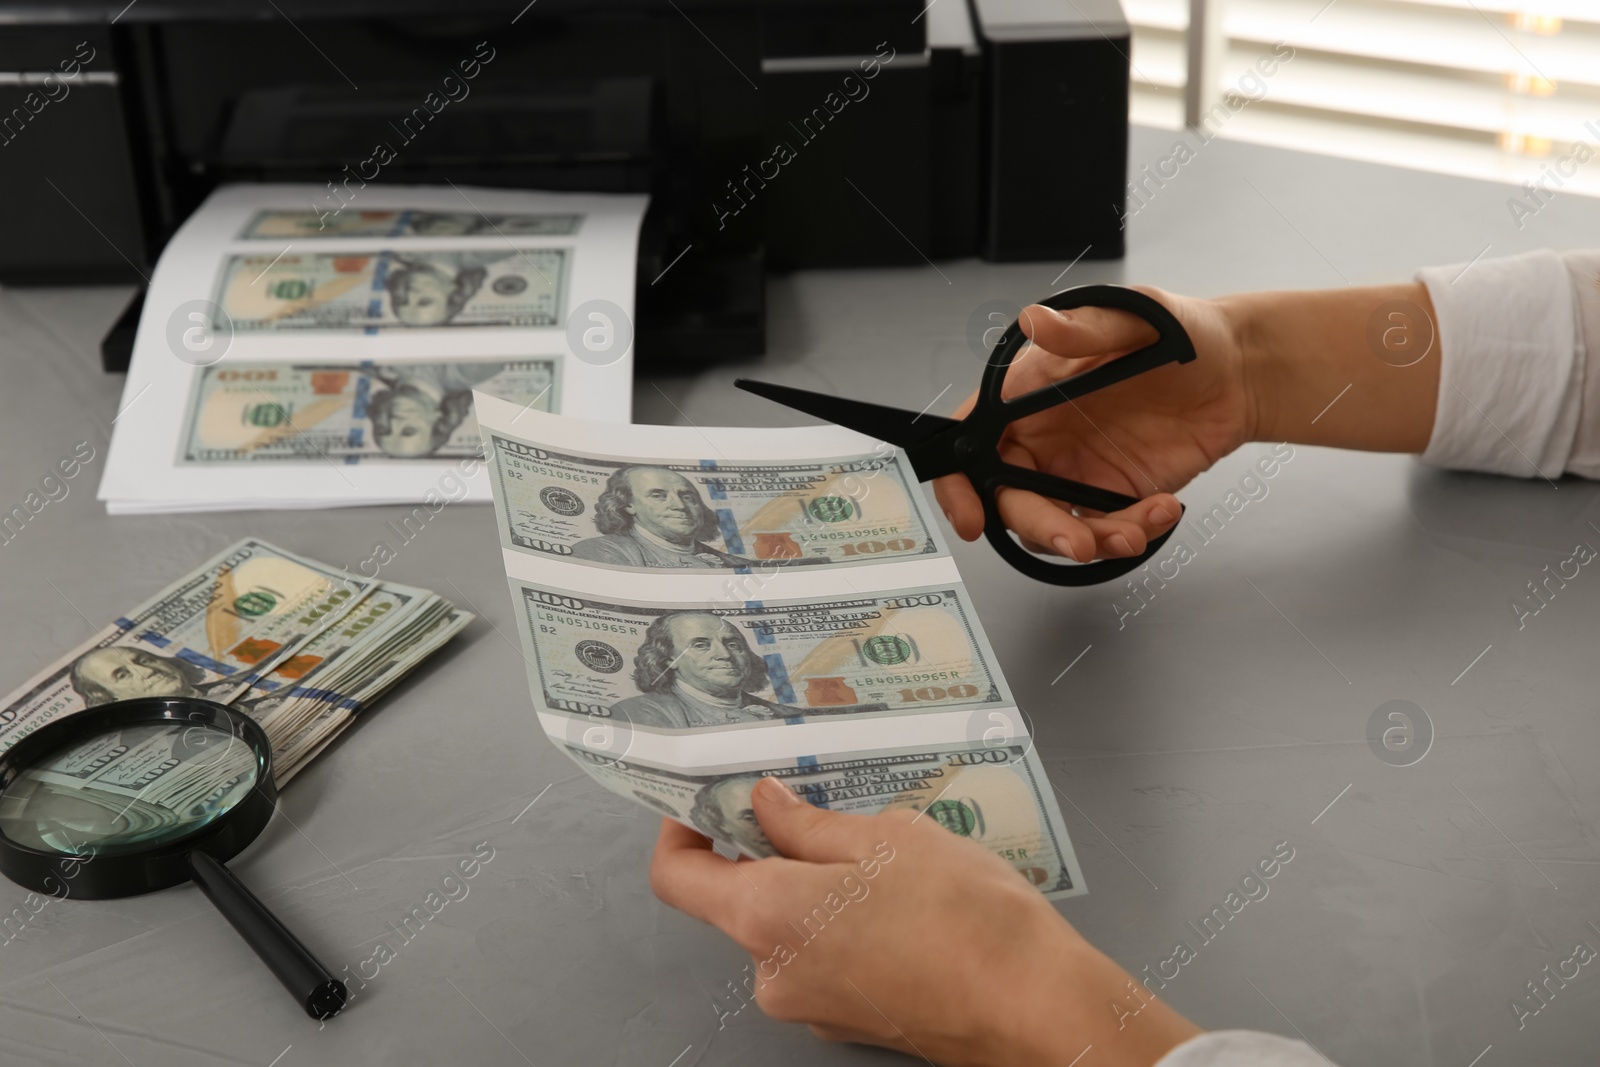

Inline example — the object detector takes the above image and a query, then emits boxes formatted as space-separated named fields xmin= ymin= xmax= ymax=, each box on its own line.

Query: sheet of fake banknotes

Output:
xmin=474 ymin=393 xmax=1089 ymax=900
xmin=0 ymin=539 xmax=472 ymax=790
xmin=98 ymin=184 xmax=647 ymax=514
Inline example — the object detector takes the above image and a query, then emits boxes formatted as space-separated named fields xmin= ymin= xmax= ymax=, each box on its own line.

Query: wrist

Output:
xmin=1214 ymin=290 xmax=1277 ymax=445
xmin=1210 ymin=283 xmax=1441 ymax=452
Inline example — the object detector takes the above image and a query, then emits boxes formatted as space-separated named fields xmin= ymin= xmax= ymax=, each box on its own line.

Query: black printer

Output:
xmin=0 ymin=0 xmax=1131 ymax=366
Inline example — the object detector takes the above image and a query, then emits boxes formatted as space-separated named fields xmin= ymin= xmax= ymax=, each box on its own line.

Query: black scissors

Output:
xmin=736 ymin=284 xmax=1197 ymax=586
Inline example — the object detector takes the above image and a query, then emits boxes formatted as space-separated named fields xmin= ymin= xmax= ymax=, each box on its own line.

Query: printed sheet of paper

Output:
xmin=475 ymin=394 xmax=1088 ymax=900
xmin=98 ymin=183 xmax=647 ymax=514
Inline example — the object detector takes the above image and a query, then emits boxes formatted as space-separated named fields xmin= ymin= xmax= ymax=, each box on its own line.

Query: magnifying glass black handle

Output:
xmin=188 ymin=850 xmax=348 ymax=1021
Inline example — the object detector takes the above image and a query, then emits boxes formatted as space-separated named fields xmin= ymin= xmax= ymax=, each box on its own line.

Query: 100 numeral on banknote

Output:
xmin=514 ymin=582 xmax=1010 ymax=731
xmin=489 ymin=435 xmax=941 ymax=570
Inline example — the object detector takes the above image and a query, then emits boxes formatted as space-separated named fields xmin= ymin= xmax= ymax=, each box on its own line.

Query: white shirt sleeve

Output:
xmin=1154 ymin=1030 xmax=1333 ymax=1067
xmin=1563 ymin=253 xmax=1600 ymax=478
xmin=1416 ymin=249 xmax=1600 ymax=478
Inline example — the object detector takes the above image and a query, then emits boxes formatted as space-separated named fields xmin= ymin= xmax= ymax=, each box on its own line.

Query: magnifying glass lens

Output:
xmin=0 ymin=721 xmax=259 ymax=856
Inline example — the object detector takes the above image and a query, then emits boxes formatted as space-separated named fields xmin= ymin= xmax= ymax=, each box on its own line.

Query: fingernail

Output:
xmin=1108 ymin=534 xmax=1133 ymax=557
xmin=943 ymin=510 xmax=955 ymax=528
xmin=1051 ymin=535 xmax=1078 ymax=561
xmin=1149 ymin=505 xmax=1173 ymax=526
xmin=1051 ymin=308 xmax=1073 ymax=322
xmin=758 ymin=777 xmax=799 ymax=805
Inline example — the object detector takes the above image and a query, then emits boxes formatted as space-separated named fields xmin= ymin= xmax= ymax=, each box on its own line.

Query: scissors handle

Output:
xmin=981 ymin=498 xmax=1188 ymax=586
xmin=979 ymin=284 xmax=1196 ymax=412
xmin=967 ymin=284 xmax=1197 ymax=587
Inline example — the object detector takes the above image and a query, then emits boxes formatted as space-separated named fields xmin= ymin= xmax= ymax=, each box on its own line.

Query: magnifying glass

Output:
xmin=0 ymin=697 xmax=348 ymax=1021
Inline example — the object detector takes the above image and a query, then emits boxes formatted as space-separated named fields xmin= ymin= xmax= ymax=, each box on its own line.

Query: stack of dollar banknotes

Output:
xmin=0 ymin=540 xmax=471 ymax=785
xmin=474 ymin=394 xmax=1089 ymax=899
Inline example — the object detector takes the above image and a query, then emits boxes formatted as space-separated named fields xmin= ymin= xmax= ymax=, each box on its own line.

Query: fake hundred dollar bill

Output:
xmin=217 ymin=249 xmax=567 ymax=330
xmin=0 ymin=539 xmax=470 ymax=791
xmin=238 ymin=588 xmax=473 ymax=784
xmin=179 ymin=359 xmax=558 ymax=464
xmin=486 ymin=431 xmax=941 ymax=570
xmin=241 ymin=209 xmax=582 ymax=239
xmin=477 ymin=402 xmax=1086 ymax=899
xmin=235 ymin=581 xmax=438 ymax=741
xmin=511 ymin=581 xmax=1011 ymax=730
xmin=0 ymin=539 xmax=378 ymax=752
xmin=564 ymin=742 xmax=1086 ymax=899
xmin=270 ymin=606 xmax=473 ymax=785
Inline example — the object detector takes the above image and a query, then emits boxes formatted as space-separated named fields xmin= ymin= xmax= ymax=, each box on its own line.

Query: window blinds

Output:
xmin=1126 ymin=0 xmax=1600 ymax=199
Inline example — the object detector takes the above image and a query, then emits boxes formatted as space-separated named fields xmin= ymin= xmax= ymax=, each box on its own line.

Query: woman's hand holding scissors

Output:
xmin=933 ymin=282 xmax=1441 ymax=563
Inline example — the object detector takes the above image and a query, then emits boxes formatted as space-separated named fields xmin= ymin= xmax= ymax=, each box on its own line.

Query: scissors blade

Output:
xmin=735 ymin=379 xmax=960 ymax=449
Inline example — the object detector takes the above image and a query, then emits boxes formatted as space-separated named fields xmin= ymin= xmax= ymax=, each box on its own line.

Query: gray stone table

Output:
xmin=1 ymin=125 xmax=1598 ymax=1066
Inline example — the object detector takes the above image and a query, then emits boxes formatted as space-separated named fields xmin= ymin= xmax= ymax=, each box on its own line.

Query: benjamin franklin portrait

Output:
xmin=383 ymin=254 xmax=489 ymax=327
xmin=609 ymin=612 xmax=799 ymax=729
xmin=688 ymin=774 xmax=778 ymax=857
xmin=570 ymin=466 xmax=754 ymax=569
xmin=367 ymin=362 xmax=505 ymax=458
xmin=69 ymin=647 xmax=220 ymax=706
